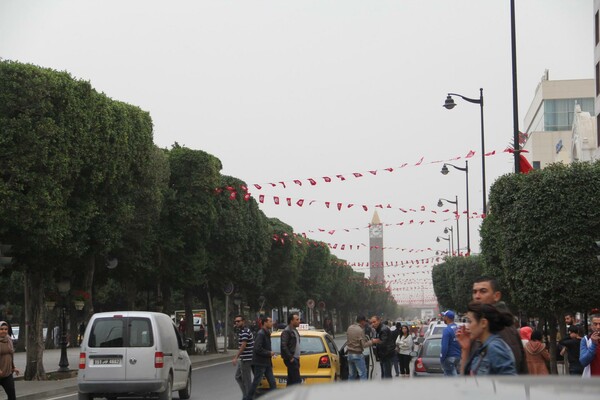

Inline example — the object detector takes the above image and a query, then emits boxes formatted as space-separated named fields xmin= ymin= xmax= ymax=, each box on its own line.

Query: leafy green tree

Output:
xmin=481 ymin=162 xmax=600 ymax=315
xmin=432 ymin=261 xmax=452 ymax=310
xmin=481 ymin=162 xmax=600 ymax=372
xmin=0 ymin=61 xmax=146 ymax=379
xmin=205 ymin=175 xmax=271 ymax=351
xmin=159 ymin=144 xmax=222 ymax=342
xmin=263 ymin=219 xmax=303 ymax=312
xmin=297 ymin=239 xmax=334 ymax=307
xmin=97 ymin=145 xmax=170 ymax=310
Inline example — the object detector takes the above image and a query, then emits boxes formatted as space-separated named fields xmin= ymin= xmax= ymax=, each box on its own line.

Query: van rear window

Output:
xmin=88 ymin=317 xmax=153 ymax=348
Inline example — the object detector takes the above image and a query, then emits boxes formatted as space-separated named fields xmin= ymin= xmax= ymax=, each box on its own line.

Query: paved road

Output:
xmin=14 ymin=333 xmax=404 ymax=399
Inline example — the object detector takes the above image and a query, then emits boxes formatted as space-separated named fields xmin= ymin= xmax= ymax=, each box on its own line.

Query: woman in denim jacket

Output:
xmin=462 ymin=303 xmax=517 ymax=376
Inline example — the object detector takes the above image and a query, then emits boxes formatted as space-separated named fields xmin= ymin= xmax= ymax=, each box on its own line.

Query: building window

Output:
xmin=532 ymin=161 xmax=541 ymax=170
xmin=543 ymin=98 xmax=594 ymax=131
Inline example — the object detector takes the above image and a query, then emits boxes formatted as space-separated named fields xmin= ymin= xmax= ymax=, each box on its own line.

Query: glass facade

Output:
xmin=543 ymin=98 xmax=594 ymax=131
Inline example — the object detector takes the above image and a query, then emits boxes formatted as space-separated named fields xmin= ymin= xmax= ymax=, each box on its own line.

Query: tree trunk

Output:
xmin=548 ymin=314 xmax=559 ymax=374
xmin=83 ymin=253 xmax=96 ymax=321
xmin=23 ymin=269 xmax=47 ymax=380
xmin=205 ymin=289 xmax=218 ymax=354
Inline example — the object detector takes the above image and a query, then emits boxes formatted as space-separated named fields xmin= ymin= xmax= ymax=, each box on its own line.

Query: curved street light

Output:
xmin=443 ymin=88 xmax=487 ymax=215
xmin=438 ymin=196 xmax=460 ymax=255
xmin=444 ymin=226 xmax=455 ymax=255
xmin=441 ymin=161 xmax=471 ymax=254
xmin=436 ymin=235 xmax=451 ymax=256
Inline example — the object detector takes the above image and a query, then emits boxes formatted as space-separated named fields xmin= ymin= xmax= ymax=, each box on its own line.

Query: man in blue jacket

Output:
xmin=245 ymin=316 xmax=275 ymax=400
xmin=440 ymin=310 xmax=461 ymax=376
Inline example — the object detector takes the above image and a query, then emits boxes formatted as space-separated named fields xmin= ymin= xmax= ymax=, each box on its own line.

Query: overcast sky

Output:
xmin=0 ymin=0 xmax=593 ymax=305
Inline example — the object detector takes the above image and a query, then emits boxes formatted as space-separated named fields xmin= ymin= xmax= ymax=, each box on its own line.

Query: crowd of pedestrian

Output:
xmin=229 ymin=275 xmax=600 ymax=400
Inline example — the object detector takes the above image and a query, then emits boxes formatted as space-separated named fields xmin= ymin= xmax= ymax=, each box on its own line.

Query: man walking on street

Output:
xmin=370 ymin=315 xmax=394 ymax=379
xmin=245 ymin=316 xmax=276 ymax=400
xmin=346 ymin=315 xmax=380 ymax=380
xmin=440 ymin=310 xmax=461 ymax=376
xmin=233 ymin=315 xmax=254 ymax=399
xmin=280 ymin=313 xmax=302 ymax=386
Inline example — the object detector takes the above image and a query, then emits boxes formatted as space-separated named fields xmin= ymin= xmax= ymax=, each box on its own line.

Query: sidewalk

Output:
xmin=10 ymin=337 xmax=232 ymax=400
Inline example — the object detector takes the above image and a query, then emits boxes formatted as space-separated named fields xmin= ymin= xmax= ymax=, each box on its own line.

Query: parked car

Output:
xmin=413 ymin=334 xmax=443 ymax=376
xmin=259 ymin=329 xmax=340 ymax=389
xmin=77 ymin=311 xmax=193 ymax=400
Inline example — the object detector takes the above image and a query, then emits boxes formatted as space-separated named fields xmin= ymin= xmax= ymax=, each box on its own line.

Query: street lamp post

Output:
xmin=443 ymin=88 xmax=487 ymax=215
xmin=436 ymin=236 xmax=451 ymax=256
xmin=437 ymin=196 xmax=460 ymax=255
xmin=443 ymin=226 xmax=455 ymax=255
xmin=441 ymin=161 xmax=471 ymax=254
xmin=57 ymin=278 xmax=71 ymax=373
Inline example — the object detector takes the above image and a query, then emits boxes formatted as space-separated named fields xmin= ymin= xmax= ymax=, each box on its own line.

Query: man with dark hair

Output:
xmin=580 ymin=314 xmax=600 ymax=377
xmin=245 ymin=316 xmax=276 ymax=400
xmin=559 ymin=325 xmax=583 ymax=375
xmin=369 ymin=315 xmax=395 ymax=379
xmin=233 ymin=315 xmax=254 ymax=398
xmin=346 ymin=315 xmax=380 ymax=380
xmin=457 ymin=276 xmax=527 ymax=374
xmin=280 ymin=313 xmax=302 ymax=385
xmin=564 ymin=313 xmax=580 ymax=332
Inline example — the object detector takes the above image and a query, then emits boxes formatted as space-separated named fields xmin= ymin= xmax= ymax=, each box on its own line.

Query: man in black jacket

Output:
xmin=280 ymin=313 xmax=302 ymax=386
xmin=370 ymin=315 xmax=394 ymax=379
xmin=245 ymin=316 xmax=275 ymax=400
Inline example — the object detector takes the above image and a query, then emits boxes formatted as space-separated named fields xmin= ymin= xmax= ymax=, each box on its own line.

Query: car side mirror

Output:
xmin=417 ymin=337 xmax=424 ymax=344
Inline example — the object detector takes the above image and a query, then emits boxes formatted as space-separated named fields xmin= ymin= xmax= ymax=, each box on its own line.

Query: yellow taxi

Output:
xmin=260 ymin=326 xmax=340 ymax=388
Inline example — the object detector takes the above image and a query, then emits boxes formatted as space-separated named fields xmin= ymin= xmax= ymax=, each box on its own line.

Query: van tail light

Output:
xmin=318 ymin=355 xmax=330 ymax=368
xmin=79 ymin=352 xmax=86 ymax=369
xmin=155 ymin=352 xmax=164 ymax=368
xmin=415 ymin=357 xmax=426 ymax=372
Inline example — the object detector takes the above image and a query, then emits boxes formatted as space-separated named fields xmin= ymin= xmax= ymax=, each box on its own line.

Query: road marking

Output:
xmin=193 ymin=360 xmax=230 ymax=370
xmin=46 ymin=394 xmax=76 ymax=400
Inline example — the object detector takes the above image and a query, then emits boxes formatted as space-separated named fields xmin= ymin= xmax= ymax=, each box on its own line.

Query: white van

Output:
xmin=77 ymin=311 xmax=192 ymax=400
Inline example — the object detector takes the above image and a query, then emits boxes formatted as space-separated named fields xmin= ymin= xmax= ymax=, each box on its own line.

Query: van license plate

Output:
xmin=93 ymin=358 xmax=121 ymax=365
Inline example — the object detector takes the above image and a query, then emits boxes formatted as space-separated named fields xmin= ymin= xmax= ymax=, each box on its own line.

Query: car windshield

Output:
xmin=423 ymin=338 xmax=442 ymax=357
xmin=271 ymin=336 xmax=326 ymax=355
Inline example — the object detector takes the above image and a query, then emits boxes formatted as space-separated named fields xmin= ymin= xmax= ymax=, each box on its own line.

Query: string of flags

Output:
xmin=250 ymin=148 xmax=502 ymax=191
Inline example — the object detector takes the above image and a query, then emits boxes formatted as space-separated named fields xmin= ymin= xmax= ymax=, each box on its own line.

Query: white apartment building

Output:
xmin=522 ymin=72 xmax=595 ymax=169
